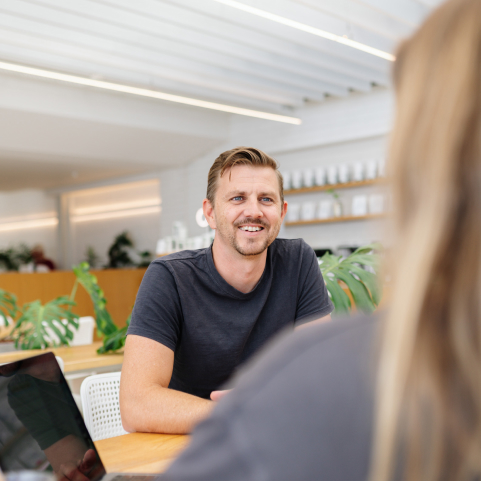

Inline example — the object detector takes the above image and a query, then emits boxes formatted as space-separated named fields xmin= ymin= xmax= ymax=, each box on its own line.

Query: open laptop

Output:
xmin=0 ymin=352 xmax=157 ymax=481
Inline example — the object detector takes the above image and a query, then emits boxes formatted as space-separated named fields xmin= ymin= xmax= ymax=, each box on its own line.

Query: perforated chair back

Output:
xmin=80 ymin=372 xmax=128 ymax=441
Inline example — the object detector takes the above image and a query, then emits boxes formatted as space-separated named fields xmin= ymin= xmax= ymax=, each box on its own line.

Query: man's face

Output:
xmin=203 ymin=165 xmax=287 ymax=257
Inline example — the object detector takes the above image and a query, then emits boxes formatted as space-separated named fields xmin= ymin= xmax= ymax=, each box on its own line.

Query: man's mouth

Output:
xmin=238 ymin=225 xmax=264 ymax=232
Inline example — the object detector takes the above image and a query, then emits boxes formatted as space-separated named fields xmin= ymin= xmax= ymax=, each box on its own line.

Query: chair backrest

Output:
xmin=45 ymin=316 xmax=95 ymax=347
xmin=80 ymin=372 xmax=128 ymax=441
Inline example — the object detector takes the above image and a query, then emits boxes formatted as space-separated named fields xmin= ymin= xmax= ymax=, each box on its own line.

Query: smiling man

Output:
xmin=120 ymin=147 xmax=333 ymax=434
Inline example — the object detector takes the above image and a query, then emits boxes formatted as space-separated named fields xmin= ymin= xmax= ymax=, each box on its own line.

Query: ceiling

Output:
xmin=0 ymin=0 xmax=444 ymax=190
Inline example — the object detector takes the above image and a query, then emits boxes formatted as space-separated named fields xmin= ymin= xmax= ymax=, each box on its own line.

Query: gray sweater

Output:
xmin=161 ymin=314 xmax=379 ymax=481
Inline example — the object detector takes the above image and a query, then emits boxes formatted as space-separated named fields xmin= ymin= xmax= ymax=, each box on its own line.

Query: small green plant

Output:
xmin=72 ymin=262 xmax=118 ymax=337
xmin=72 ymin=262 xmax=130 ymax=353
xmin=0 ymin=244 xmax=33 ymax=272
xmin=320 ymin=243 xmax=382 ymax=316
xmin=12 ymin=297 xmax=79 ymax=350
xmin=105 ymin=231 xmax=135 ymax=268
xmin=137 ymin=250 xmax=153 ymax=268
xmin=1 ymin=262 xmax=131 ymax=352
xmin=326 ymin=188 xmax=340 ymax=200
xmin=85 ymin=246 xmax=100 ymax=269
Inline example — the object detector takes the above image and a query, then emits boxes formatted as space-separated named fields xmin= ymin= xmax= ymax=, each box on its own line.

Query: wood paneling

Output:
xmin=0 ymin=269 xmax=147 ymax=340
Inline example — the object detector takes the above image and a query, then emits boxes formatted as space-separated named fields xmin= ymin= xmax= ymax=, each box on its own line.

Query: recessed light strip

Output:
xmin=0 ymin=61 xmax=301 ymax=125
xmin=0 ymin=217 xmax=58 ymax=232
xmin=72 ymin=206 xmax=161 ymax=223
xmin=212 ymin=0 xmax=395 ymax=62
xmin=73 ymin=199 xmax=161 ymax=216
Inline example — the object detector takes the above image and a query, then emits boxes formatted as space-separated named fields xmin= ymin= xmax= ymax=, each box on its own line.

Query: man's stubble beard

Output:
xmin=215 ymin=215 xmax=282 ymax=257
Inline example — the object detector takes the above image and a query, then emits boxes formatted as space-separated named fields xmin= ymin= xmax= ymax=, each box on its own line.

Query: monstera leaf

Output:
xmin=97 ymin=314 xmax=131 ymax=354
xmin=11 ymin=297 xmax=79 ymax=350
xmin=0 ymin=289 xmax=18 ymax=326
xmin=320 ymin=243 xmax=382 ymax=316
xmin=72 ymin=262 xmax=118 ymax=336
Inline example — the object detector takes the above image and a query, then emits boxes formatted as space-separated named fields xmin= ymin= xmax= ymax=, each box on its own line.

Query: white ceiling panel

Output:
xmin=0 ymin=0 xmax=441 ymax=189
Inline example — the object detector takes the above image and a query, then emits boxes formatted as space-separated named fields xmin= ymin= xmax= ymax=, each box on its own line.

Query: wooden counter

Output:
xmin=0 ymin=268 xmax=146 ymax=340
xmin=95 ymin=433 xmax=189 ymax=473
xmin=0 ymin=341 xmax=123 ymax=374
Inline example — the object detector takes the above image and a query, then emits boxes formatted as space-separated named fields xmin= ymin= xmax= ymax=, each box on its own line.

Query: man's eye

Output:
xmin=261 ymin=197 xmax=273 ymax=202
xmin=232 ymin=196 xmax=243 ymax=201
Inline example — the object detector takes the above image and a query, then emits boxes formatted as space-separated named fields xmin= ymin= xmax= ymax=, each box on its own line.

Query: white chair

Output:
xmin=80 ymin=372 xmax=128 ymax=441
xmin=46 ymin=316 xmax=95 ymax=347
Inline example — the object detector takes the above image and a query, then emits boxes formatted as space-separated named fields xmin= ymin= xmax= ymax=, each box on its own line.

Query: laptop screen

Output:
xmin=0 ymin=353 xmax=106 ymax=481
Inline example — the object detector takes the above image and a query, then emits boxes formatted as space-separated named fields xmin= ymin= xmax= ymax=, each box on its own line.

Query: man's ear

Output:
xmin=281 ymin=201 xmax=288 ymax=222
xmin=203 ymin=199 xmax=217 ymax=229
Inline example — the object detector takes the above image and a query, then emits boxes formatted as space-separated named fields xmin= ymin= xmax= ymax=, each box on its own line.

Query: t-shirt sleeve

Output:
xmin=294 ymin=242 xmax=334 ymax=325
xmin=127 ymin=261 xmax=182 ymax=351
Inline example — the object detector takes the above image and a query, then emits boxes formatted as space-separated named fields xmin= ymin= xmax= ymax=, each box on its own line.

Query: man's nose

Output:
xmin=243 ymin=199 xmax=263 ymax=218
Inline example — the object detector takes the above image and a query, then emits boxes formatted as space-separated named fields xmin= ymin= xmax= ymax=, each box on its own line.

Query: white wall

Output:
xmin=0 ymin=189 xmax=58 ymax=262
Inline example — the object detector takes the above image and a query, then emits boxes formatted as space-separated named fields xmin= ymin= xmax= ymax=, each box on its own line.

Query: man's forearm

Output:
xmin=120 ymin=384 xmax=213 ymax=434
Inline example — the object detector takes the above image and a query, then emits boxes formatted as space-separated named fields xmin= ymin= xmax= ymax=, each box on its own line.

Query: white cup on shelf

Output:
xmin=314 ymin=167 xmax=326 ymax=186
xmin=352 ymin=162 xmax=365 ymax=182
xmin=303 ymin=169 xmax=315 ymax=188
xmin=301 ymin=202 xmax=316 ymax=221
xmin=352 ymin=195 xmax=368 ymax=216
xmin=318 ymin=200 xmax=333 ymax=219
xmin=366 ymin=160 xmax=378 ymax=180
xmin=327 ymin=166 xmax=338 ymax=185
xmin=378 ymin=159 xmax=386 ymax=177
xmin=286 ymin=203 xmax=301 ymax=222
xmin=291 ymin=170 xmax=303 ymax=189
xmin=369 ymin=194 xmax=385 ymax=214
xmin=281 ymin=171 xmax=291 ymax=190
xmin=338 ymin=164 xmax=350 ymax=183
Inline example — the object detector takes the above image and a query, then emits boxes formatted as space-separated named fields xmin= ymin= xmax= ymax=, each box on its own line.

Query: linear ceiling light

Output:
xmin=72 ymin=206 xmax=161 ymax=223
xmin=0 ymin=61 xmax=301 ymax=125
xmin=0 ymin=217 xmax=58 ymax=232
xmin=212 ymin=0 xmax=395 ymax=61
xmin=73 ymin=199 xmax=161 ymax=216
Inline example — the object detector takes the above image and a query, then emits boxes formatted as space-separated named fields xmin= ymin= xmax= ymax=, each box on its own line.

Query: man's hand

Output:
xmin=58 ymin=449 xmax=98 ymax=481
xmin=210 ymin=390 xmax=231 ymax=402
xmin=120 ymin=335 xmax=213 ymax=434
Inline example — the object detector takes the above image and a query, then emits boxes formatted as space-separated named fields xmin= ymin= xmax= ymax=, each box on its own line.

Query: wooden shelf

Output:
xmin=284 ymin=178 xmax=384 ymax=195
xmin=285 ymin=213 xmax=385 ymax=226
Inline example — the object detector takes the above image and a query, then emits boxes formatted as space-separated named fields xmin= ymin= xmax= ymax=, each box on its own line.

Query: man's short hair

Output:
xmin=206 ymin=147 xmax=284 ymax=206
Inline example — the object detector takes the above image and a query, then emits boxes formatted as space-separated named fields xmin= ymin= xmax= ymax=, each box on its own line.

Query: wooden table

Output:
xmin=95 ymin=433 xmax=189 ymax=473
xmin=0 ymin=342 xmax=123 ymax=374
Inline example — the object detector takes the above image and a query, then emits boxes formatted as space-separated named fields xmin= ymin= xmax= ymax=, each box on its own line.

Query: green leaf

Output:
xmin=72 ymin=262 xmax=118 ymax=336
xmin=97 ymin=313 xmax=131 ymax=354
xmin=335 ymin=269 xmax=375 ymax=314
xmin=319 ymin=243 xmax=383 ymax=316
xmin=344 ymin=264 xmax=382 ymax=306
xmin=325 ymin=278 xmax=351 ymax=315
xmin=11 ymin=297 xmax=79 ymax=349
xmin=0 ymin=289 xmax=18 ymax=326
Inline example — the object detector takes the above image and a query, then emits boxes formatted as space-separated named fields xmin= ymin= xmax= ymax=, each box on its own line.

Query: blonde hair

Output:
xmin=206 ymin=147 xmax=284 ymax=206
xmin=371 ymin=1 xmax=481 ymax=480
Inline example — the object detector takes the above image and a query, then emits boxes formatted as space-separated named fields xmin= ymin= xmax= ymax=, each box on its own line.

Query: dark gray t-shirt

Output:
xmin=128 ymin=238 xmax=333 ymax=399
xmin=161 ymin=314 xmax=379 ymax=481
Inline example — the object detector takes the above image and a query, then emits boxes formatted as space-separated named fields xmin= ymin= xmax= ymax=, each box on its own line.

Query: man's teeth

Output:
xmin=240 ymin=226 xmax=263 ymax=232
